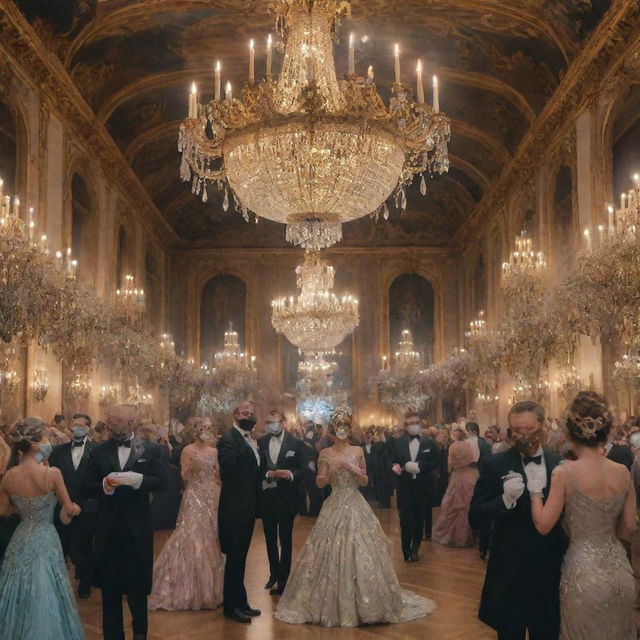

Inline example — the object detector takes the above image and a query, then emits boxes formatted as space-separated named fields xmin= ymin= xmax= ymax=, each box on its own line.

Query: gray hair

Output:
xmin=11 ymin=417 xmax=45 ymax=444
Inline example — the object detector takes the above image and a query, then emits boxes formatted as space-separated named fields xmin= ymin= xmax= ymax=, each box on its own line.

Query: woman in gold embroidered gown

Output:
xmin=529 ymin=391 xmax=636 ymax=640
xmin=149 ymin=419 xmax=223 ymax=610
xmin=275 ymin=408 xmax=435 ymax=628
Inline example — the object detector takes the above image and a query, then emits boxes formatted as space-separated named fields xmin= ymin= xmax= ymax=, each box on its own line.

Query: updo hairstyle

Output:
xmin=10 ymin=417 xmax=45 ymax=455
xmin=564 ymin=391 xmax=611 ymax=447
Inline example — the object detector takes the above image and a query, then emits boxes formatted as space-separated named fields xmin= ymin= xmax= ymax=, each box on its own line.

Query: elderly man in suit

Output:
xmin=391 ymin=412 xmax=439 ymax=562
xmin=258 ymin=410 xmax=304 ymax=595
xmin=218 ymin=401 xmax=263 ymax=623
xmin=83 ymin=404 xmax=169 ymax=640
xmin=50 ymin=412 xmax=98 ymax=598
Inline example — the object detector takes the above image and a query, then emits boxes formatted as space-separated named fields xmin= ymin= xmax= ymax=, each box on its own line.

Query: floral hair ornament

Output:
xmin=566 ymin=411 xmax=605 ymax=440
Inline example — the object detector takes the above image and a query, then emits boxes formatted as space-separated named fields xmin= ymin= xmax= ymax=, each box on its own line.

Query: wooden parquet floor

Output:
xmin=77 ymin=504 xmax=496 ymax=640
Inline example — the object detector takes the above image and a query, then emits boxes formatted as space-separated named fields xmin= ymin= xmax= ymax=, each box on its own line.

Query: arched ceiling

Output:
xmin=15 ymin=0 xmax=612 ymax=248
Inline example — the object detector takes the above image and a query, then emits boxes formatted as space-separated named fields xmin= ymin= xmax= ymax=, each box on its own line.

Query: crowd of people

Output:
xmin=0 ymin=393 xmax=638 ymax=638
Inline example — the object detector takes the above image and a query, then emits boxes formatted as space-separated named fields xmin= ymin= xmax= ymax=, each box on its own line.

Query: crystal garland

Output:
xmin=296 ymin=351 xmax=338 ymax=399
xmin=271 ymin=251 xmax=359 ymax=353
xmin=178 ymin=0 xmax=450 ymax=250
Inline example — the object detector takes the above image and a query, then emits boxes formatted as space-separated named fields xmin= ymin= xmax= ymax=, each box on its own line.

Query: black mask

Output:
xmin=111 ymin=432 xmax=131 ymax=445
xmin=237 ymin=417 xmax=257 ymax=431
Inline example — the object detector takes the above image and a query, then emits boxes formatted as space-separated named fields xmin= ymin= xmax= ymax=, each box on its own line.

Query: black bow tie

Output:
xmin=114 ymin=439 xmax=132 ymax=448
xmin=523 ymin=454 xmax=542 ymax=465
xmin=72 ymin=440 xmax=85 ymax=448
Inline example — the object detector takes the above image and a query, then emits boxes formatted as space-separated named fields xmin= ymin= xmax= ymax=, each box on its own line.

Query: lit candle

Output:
xmin=621 ymin=192 xmax=626 ymax=209
xmin=189 ymin=82 xmax=197 ymax=118
xmin=433 ymin=74 xmax=439 ymax=112
xmin=214 ymin=61 xmax=221 ymax=100
xmin=3 ymin=195 xmax=9 ymax=217
xmin=266 ymin=35 xmax=272 ymax=79
xmin=394 ymin=43 xmax=400 ymax=83
xmin=225 ymin=81 xmax=232 ymax=103
xmin=598 ymin=224 xmax=604 ymax=246
xmin=583 ymin=228 xmax=591 ymax=251
xmin=70 ymin=259 xmax=77 ymax=279
xmin=348 ymin=32 xmax=355 ymax=74
xmin=608 ymin=205 xmax=614 ymax=234
xmin=12 ymin=197 xmax=19 ymax=218
xmin=0 ymin=178 xmax=3 ymax=201
xmin=40 ymin=234 xmax=47 ymax=253
xmin=416 ymin=59 xmax=424 ymax=103
xmin=249 ymin=39 xmax=255 ymax=84
xmin=367 ymin=65 xmax=374 ymax=83
xmin=55 ymin=250 xmax=63 ymax=270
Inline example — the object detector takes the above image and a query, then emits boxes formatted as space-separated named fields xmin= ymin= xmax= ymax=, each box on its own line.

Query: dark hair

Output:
xmin=404 ymin=412 xmax=422 ymax=424
xmin=466 ymin=421 xmax=480 ymax=435
xmin=508 ymin=400 xmax=545 ymax=424
xmin=10 ymin=417 xmax=44 ymax=455
xmin=73 ymin=413 xmax=92 ymax=428
xmin=93 ymin=421 xmax=106 ymax=433
xmin=565 ymin=391 xmax=611 ymax=447
xmin=53 ymin=413 xmax=65 ymax=425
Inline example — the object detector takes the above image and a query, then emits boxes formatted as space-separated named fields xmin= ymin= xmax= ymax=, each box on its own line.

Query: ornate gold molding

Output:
xmin=0 ymin=3 xmax=180 ymax=249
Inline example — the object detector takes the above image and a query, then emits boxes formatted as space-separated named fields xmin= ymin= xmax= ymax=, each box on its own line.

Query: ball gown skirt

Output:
xmin=148 ymin=451 xmax=224 ymax=610
xmin=275 ymin=460 xmax=435 ymax=627
xmin=0 ymin=492 xmax=86 ymax=640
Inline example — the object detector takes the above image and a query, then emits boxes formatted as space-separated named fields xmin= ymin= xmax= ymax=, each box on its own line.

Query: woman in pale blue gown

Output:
xmin=0 ymin=418 xmax=85 ymax=640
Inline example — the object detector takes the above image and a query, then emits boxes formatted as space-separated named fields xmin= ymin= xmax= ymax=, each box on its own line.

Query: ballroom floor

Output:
xmin=76 ymin=505 xmax=496 ymax=640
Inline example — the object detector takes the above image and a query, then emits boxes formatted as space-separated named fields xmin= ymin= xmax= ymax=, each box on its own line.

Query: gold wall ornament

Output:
xmin=271 ymin=250 xmax=359 ymax=353
xmin=66 ymin=373 xmax=91 ymax=401
xmin=31 ymin=368 xmax=49 ymax=402
xmin=178 ymin=0 xmax=450 ymax=250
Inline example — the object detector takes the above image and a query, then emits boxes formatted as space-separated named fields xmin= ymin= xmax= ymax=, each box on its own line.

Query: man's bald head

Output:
xmin=106 ymin=405 xmax=138 ymax=436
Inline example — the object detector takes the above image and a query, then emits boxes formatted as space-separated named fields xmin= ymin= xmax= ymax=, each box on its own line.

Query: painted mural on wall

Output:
xmin=389 ymin=274 xmax=435 ymax=367
xmin=200 ymin=275 xmax=246 ymax=366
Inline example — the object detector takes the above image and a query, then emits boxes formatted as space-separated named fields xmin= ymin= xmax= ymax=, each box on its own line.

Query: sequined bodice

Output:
xmin=189 ymin=451 xmax=217 ymax=483
xmin=329 ymin=455 xmax=360 ymax=491
xmin=563 ymin=489 xmax=627 ymax=546
xmin=10 ymin=492 xmax=56 ymax=524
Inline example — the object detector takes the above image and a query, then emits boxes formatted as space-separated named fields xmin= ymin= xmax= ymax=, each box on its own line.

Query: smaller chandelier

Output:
xmin=116 ymin=275 xmax=145 ymax=312
xmin=501 ymin=231 xmax=546 ymax=286
xmin=510 ymin=376 xmax=549 ymax=405
xmin=297 ymin=351 xmax=338 ymax=399
xmin=465 ymin=310 xmax=486 ymax=339
xmin=66 ymin=373 xmax=91 ymax=401
xmin=395 ymin=329 xmax=421 ymax=368
xmin=613 ymin=333 xmax=640 ymax=394
xmin=271 ymin=251 xmax=359 ymax=354
xmin=31 ymin=368 xmax=49 ymax=402
xmin=99 ymin=384 xmax=118 ymax=406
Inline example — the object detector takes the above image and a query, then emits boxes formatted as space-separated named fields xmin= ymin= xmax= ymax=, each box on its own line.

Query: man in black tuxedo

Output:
xmin=50 ymin=412 xmax=98 ymax=598
xmin=469 ymin=401 xmax=567 ymax=640
xmin=606 ymin=439 xmax=634 ymax=469
xmin=390 ymin=413 xmax=439 ymax=562
xmin=218 ymin=401 xmax=263 ymax=623
xmin=301 ymin=421 xmax=325 ymax=516
xmin=258 ymin=410 xmax=304 ymax=595
xmin=83 ymin=405 xmax=169 ymax=640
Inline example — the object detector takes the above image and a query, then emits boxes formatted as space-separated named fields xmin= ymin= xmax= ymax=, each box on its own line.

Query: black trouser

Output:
xmin=262 ymin=511 xmax=295 ymax=585
xmin=223 ymin=519 xmax=255 ymax=614
xmin=497 ymin=616 xmax=560 ymax=640
xmin=67 ymin=511 xmax=95 ymax=588
xmin=374 ymin=474 xmax=392 ymax=507
xmin=398 ymin=488 xmax=431 ymax=557
xmin=99 ymin=525 xmax=148 ymax=640
xmin=478 ymin=521 xmax=491 ymax=553
xmin=102 ymin=585 xmax=147 ymax=640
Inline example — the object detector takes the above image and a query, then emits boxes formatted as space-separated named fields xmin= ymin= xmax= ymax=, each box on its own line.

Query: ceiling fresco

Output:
xmin=14 ymin=0 xmax=612 ymax=247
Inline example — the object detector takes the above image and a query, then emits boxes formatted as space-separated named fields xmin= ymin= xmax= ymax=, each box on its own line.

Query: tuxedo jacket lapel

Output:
xmin=233 ymin=427 xmax=258 ymax=468
xmin=106 ymin=439 xmax=122 ymax=472
xmin=276 ymin=432 xmax=289 ymax=467
xmin=403 ymin=435 xmax=411 ymax=462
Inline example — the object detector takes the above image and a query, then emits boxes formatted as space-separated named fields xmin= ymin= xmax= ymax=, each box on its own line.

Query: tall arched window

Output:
xmin=0 ymin=101 xmax=17 ymax=195
xmin=551 ymin=165 xmax=573 ymax=279
xmin=115 ymin=225 xmax=128 ymax=291
xmin=200 ymin=275 xmax=246 ymax=365
xmin=145 ymin=248 xmax=161 ymax=330
xmin=613 ymin=85 xmax=640 ymax=199
xmin=389 ymin=274 xmax=435 ymax=367
xmin=71 ymin=173 xmax=97 ymax=285
xmin=474 ymin=253 xmax=485 ymax=314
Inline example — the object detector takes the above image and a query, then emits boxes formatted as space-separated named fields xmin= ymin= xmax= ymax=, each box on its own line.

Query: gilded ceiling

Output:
xmin=15 ymin=0 xmax=612 ymax=247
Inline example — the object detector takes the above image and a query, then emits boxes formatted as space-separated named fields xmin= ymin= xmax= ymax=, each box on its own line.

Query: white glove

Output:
xmin=404 ymin=461 xmax=420 ymax=474
xmin=502 ymin=473 xmax=525 ymax=508
xmin=525 ymin=465 xmax=546 ymax=496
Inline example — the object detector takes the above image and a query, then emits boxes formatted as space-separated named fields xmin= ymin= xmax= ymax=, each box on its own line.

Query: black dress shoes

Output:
xmin=408 ymin=552 xmax=419 ymax=562
xmin=265 ymin=577 xmax=277 ymax=590
xmin=225 ymin=608 xmax=252 ymax=623
xmin=269 ymin=583 xmax=285 ymax=596
xmin=241 ymin=605 xmax=261 ymax=617
xmin=77 ymin=583 xmax=91 ymax=599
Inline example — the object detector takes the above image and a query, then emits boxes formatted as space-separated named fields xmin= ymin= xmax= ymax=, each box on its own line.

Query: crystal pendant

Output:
xmin=180 ymin=155 xmax=190 ymax=182
xmin=202 ymin=184 xmax=208 ymax=203
xmin=420 ymin=174 xmax=427 ymax=196
xmin=223 ymin=188 xmax=229 ymax=212
xmin=400 ymin=188 xmax=407 ymax=210
xmin=382 ymin=201 xmax=390 ymax=220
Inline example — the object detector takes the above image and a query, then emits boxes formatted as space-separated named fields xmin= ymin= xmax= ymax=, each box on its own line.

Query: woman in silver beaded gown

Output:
xmin=275 ymin=408 xmax=435 ymax=628
xmin=528 ymin=391 xmax=636 ymax=640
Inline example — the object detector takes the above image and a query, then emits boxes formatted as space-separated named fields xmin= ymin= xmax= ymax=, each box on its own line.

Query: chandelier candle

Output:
xmin=433 ymin=75 xmax=439 ymax=112
xmin=394 ymin=43 xmax=401 ymax=83
xmin=367 ymin=65 xmax=374 ymax=83
xmin=416 ymin=59 xmax=424 ymax=103
xmin=266 ymin=35 xmax=273 ymax=79
xmin=348 ymin=32 xmax=355 ymax=74
xmin=225 ymin=81 xmax=232 ymax=103
xmin=249 ymin=39 xmax=255 ymax=84
xmin=215 ymin=61 xmax=221 ymax=100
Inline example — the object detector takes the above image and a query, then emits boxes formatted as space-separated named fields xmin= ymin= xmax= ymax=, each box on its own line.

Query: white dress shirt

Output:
xmin=269 ymin=431 xmax=284 ymax=465
xmin=503 ymin=446 xmax=546 ymax=509
xmin=234 ymin=424 xmax=260 ymax=465
xmin=118 ymin=437 xmax=133 ymax=470
xmin=71 ymin=439 xmax=86 ymax=471
xmin=408 ymin=436 xmax=420 ymax=478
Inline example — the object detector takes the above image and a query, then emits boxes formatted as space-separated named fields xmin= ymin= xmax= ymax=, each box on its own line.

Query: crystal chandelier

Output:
xmin=271 ymin=251 xmax=359 ymax=353
xmin=31 ymin=368 xmax=49 ymax=402
xmin=178 ymin=0 xmax=450 ymax=250
xmin=395 ymin=329 xmax=421 ymax=367
xmin=297 ymin=351 xmax=338 ymax=398
xmin=116 ymin=274 xmax=145 ymax=313
xmin=99 ymin=384 xmax=118 ymax=407
xmin=501 ymin=231 xmax=547 ymax=286
xmin=613 ymin=332 xmax=640 ymax=394
xmin=213 ymin=322 xmax=254 ymax=367
xmin=66 ymin=373 xmax=91 ymax=401
xmin=509 ymin=376 xmax=549 ymax=405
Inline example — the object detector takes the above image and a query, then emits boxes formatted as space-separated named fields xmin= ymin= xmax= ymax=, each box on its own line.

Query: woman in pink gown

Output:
xmin=432 ymin=424 xmax=479 ymax=547
xmin=149 ymin=420 xmax=224 ymax=610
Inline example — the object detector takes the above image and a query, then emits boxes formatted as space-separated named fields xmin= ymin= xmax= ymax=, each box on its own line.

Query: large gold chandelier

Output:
xmin=271 ymin=251 xmax=359 ymax=353
xmin=178 ymin=0 xmax=450 ymax=249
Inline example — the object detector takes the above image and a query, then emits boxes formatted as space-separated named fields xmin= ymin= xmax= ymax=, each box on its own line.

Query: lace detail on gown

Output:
xmin=149 ymin=450 xmax=224 ymax=610
xmin=275 ymin=451 xmax=435 ymax=627
xmin=0 ymin=492 xmax=86 ymax=640
xmin=560 ymin=481 xmax=635 ymax=640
